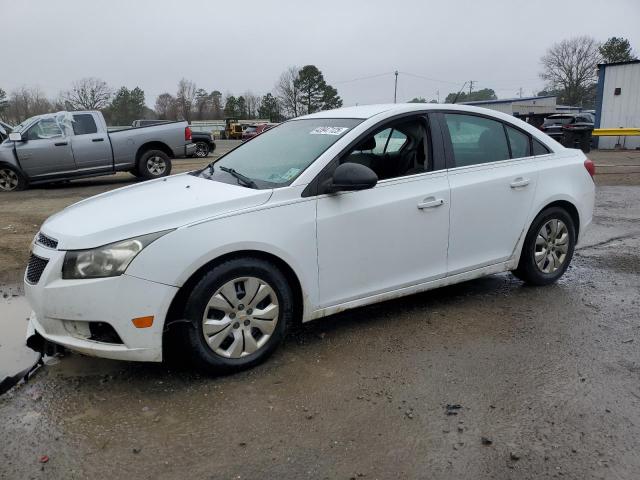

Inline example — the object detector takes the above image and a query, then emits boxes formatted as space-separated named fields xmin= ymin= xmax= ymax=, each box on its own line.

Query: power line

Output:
xmin=334 ymin=72 xmax=395 ymax=84
xmin=398 ymin=71 xmax=461 ymax=85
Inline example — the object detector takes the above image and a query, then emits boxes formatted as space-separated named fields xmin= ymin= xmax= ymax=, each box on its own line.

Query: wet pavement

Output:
xmin=1 ymin=185 xmax=639 ymax=479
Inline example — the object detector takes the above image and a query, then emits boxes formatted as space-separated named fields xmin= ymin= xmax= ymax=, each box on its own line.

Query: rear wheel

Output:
xmin=193 ymin=141 xmax=210 ymax=158
xmin=137 ymin=150 xmax=172 ymax=179
xmin=0 ymin=165 xmax=27 ymax=192
xmin=179 ymin=258 xmax=293 ymax=374
xmin=513 ymin=207 xmax=576 ymax=285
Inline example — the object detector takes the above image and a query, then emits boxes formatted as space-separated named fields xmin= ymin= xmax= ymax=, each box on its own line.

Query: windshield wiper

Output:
xmin=219 ymin=166 xmax=258 ymax=189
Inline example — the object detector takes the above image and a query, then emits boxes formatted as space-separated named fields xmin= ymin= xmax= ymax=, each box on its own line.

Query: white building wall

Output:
xmin=598 ymin=63 xmax=640 ymax=149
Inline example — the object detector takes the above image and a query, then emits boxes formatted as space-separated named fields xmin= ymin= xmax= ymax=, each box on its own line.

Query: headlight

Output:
xmin=62 ymin=230 xmax=171 ymax=279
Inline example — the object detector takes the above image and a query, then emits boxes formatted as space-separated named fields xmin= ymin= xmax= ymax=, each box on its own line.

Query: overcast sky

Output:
xmin=2 ymin=0 xmax=639 ymax=108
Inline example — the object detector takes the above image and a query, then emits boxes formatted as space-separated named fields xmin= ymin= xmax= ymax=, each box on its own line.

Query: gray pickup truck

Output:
xmin=0 ymin=111 xmax=195 ymax=191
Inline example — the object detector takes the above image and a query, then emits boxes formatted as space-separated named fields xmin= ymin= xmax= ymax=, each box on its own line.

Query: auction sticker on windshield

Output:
xmin=310 ymin=126 xmax=349 ymax=135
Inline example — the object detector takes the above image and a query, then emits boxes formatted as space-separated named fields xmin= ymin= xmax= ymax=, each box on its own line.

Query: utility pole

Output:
xmin=468 ymin=80 xmax=475 ymax=95
xmin=436 ymin=89 xmax=440 ymax=103
xmin=394 ymin=70 xmax=398 ymax=103
xmin=518 ymin=87 xmax=523 ymax=98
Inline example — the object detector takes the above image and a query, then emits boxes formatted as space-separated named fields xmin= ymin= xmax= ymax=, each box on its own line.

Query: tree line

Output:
xmin=0 ymin=64 xmax=343 ymax=126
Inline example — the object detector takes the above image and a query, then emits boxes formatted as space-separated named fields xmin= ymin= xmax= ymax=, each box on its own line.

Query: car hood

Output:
xmin=42 ymin=174 xmax=273 ymax=250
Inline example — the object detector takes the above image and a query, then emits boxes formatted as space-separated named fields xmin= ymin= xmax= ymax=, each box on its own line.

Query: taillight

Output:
xmin=185 ymin=126 xmax=192 ymax=141
xmin=584 ymin=158 xmax=595 ymax=178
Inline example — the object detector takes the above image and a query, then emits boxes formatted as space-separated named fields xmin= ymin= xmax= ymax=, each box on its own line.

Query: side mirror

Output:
xmin=328 ymin=163 xmax=378 ymax=193
xmin=9 ymin=132 xmax=23 ymax=142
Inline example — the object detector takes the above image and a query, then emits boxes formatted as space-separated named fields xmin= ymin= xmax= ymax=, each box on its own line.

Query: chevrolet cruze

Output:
xmin=24 ymin=104 xmax=595 ymax=373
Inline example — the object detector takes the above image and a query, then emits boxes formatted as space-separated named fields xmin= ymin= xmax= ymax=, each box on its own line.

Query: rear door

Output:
xmin=69 ymin=113 xmax=113 ymax=171
xmin=439 ymin=112 xmax=539 ymax=274
xmin=14 ymin=117 xmax=76 ymax=178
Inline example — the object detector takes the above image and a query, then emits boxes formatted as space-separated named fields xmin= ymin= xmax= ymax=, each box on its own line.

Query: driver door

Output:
xmin=315 ymin=114 xmax=450 ymax=308
xmin=15 ymin=117 xmax=76 ymax=178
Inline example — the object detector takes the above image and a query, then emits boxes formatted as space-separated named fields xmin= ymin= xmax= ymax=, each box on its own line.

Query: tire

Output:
xmin=137 ymin=150 xmax=172 ymax=179
xmin=193 ymin=141 xmax=210 ymax=158
xmin=513 ymin=207 xmax=576 ymax=286
xmin=0 ymin=165 xmax=28 ymax=192
xmin=179 ymin=257 xmax=294 ymax=374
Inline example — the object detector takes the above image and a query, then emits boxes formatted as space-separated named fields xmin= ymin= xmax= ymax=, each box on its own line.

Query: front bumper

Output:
xmin=24 ymin=243 xmax=178 ymax=362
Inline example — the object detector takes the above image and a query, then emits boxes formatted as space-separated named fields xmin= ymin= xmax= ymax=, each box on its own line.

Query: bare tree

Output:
xmin=155 ymin=93 xmax=177 ymax=120
xmin=244 ymin=91 xmax=261 ymax=119
xmin=0 ymin=88 xmax=8 ymax=120
xmin=275 ymin=66 xmax=300 ymax=119
xmin=5 ymin=86 xmax=53 ymax=123
xmin=176 ymin=78 xmax=197 ymax=122
xmin=540 ymin=36 xmax=602 ymax=106
xmin=62 ymin=77 xmax=112 ymax=110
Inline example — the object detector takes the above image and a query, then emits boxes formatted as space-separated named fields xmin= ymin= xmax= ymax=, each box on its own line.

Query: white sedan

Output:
xmin=24 ymin=104 xmax=595 ymax=373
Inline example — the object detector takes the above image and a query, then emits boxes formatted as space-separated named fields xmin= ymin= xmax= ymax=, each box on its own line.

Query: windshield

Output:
xmin=13 ymin=116 xmax=41 ymax=133
xmin=199 ymin=118 xmax=362 ymax=188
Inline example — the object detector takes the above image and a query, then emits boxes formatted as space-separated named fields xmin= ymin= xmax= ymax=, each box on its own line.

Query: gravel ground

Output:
xmin=0 ymin=149 xmax=639 ymax=479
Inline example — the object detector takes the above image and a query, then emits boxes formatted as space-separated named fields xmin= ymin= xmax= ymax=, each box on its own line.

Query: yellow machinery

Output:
xmin=224 ymin=119 xmax=243 ymax=140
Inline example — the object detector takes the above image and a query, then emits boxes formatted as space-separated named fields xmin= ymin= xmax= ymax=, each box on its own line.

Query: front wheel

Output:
xmin=513 ymin=207 xmax=576 ymax=285
xmin=0 ymin=165 xmax=27 ymax=192
xmin=180 ymin=258 xmax=294 ymax=374
xmin=137 ymin=150 xmax=172 ymax=179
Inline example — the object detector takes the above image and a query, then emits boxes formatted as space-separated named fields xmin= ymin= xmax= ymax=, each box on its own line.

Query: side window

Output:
xmin=26 ymin=118 xmax=63 ymax=141
xmin=505 ymin=125 xmax=531 ymax=159
xmin=444 ymin=113 xmax=510 ymax=167
xmin=371 ymin=128 xmax=408 ymax=155
xmin=72 ymin=114 xmax=98 ymax=135
xmin=342 ymin=117 xmax=430 ymax=180
xmin=532 ymin=138 xmax=551 ymax=155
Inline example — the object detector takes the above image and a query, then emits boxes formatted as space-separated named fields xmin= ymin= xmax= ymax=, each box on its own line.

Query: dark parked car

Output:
xmin=540 ymin=113 xmax=594 ymax=141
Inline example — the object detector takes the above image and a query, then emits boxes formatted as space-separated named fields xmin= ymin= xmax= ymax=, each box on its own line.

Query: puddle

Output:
xmin=0 ymin=288 xmax=38 ymax=379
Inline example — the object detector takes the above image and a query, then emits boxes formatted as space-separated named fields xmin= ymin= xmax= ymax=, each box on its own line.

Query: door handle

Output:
xmin=510 ymin=177 xmax=530 ymax=189
xmin=417 ymin=198 xmax=444 ymax=209
xmin=54 ymin=142 xmax=68 ymax=146
xmin=92 ymin=138 xmax=105 ymax=142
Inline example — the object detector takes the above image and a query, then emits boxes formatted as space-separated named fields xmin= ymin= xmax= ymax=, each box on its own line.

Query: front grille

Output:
xmin=26 ymin=254 xmax=49 ymax=284
xmin=36 ymin=232 xmax=58 ymax=249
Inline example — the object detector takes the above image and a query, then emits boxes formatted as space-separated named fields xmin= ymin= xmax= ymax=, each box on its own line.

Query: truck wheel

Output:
xmin=0 ymin=165 xmax=27 ymax=192
xmin=194 ymin=141 xmax=210 ymax=158
xmin=179 ymin=257 xmax=294 ymax=375
xmin=137 ymin=150 xmax=172 ymax=179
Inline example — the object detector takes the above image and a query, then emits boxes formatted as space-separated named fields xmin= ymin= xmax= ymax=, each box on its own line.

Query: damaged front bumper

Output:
xmin=24 ymin=241 xmax=178 ymax=363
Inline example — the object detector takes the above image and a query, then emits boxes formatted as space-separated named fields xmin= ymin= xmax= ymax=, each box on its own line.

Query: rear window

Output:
xmin=72 ymin=114 xmax=98 ymax=135
xmin=544 ymin=116 xmax=573 ymax=126
xmin=533 ymin=138 xmax=551 ymax=155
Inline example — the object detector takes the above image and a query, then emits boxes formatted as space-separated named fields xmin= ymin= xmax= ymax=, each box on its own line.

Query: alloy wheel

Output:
xmin=146 ymin=156 xmax=166 ymax=176
xmin=194 ymin=142 xmax=208 ymax=157
xmin=0 ymin=168 xmax=19 ymax=191
xmin=534 ymin=219 xmax=569 ymax=274
xmin=201 ymin=276 xmax=280 ymax=358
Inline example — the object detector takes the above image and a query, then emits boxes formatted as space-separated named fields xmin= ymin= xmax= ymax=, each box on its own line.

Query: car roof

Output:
xmin=298 ymin=103 xmax=512 ymax=120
